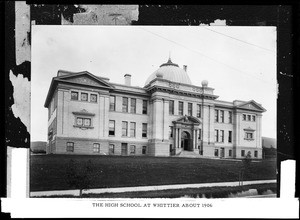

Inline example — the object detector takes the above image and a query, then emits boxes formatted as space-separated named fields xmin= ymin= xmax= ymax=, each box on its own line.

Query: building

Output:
xmin=44 ymin=58 xmax=266 ymax=159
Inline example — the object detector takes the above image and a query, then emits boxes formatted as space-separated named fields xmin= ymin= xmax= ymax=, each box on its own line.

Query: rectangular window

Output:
xmin=142 ymin=146 xmax=147 ymax=154
xmin=66 ymin=142 xmax=74 ymax=152
xmin=215 ymin=129 xmax=219 ymax=142
xmin=228 ymin=111 xmax=232 ymax=123
xmin=122 ymin=121 xmax=128 ymax=136
xmin=229 ymin=150 xmax=232 ymax=157
xmin=130 ymin=145 xmax=136 ymax=155
xmin=109 ymin=144 xmax=114 ymax=155
xmin=81 ymin=92 xmax=88 ymax=101
xmin=214 ymin=149 xmax=219 ymax=157
xmin=83 ymin=118 xmax=91 ymax=127
xmin=220 ymin=110 xmax=224 ymax=123
xmin=246 ymin=132 xmax=253 ymax=139
xmin=247 ymin=115 xmax=251 ymax=121
xmin=169 ymin=100 xmax=174 ymax=115
xmin=142 ymin=100 xmax=147 ymax=114
xmin=197 ymin=104 xmax=201 ymax=118
xmin=228 ymin=131 xmax=232 ymax=143
xmin=122 ymin=97 xmax=128 ymax=112
xmin=254 ymin=150 xmax=258 ymax=158
xmin=130 ymin=122 xmax=136 ymax=137
xmin=93 ymin=143 xmax=100 ymax=153
xmin=142 ymin=123 xmax=147 ymax=138
xmin=76 ymin=117 xmax=91 ymax=127
xmin=188 ymin=103 xmax=193 ymax=116
xmin=215 ymin=110 xmax=219 ymax=122
xmin=241 ymin=150 xmax=245 ymax=157
xmin=71 ymin=91 xmax=78 ymax=100
xmin=252 ymin=115 xmax=256 ymax=121
xmin=169 ymin=126 xmax=173 ymax=138
xmin=109 ymin=120 xmax=115 ymax=136
xmin=243 ymin=114 xmax=246 ymax=121
xmin=109 ymin=96 xmax=115 ymax=111
xmin=198 ymin=129 xmax=202 ymax=140
xmin=178 ymin=101 xmax=184 ymax=115
xmin=220 ymin=130 xmax=224 ymax=142
xmin=130 ymin=98 xmax=136 ymax=113
xmin=90 ymin=94 xmax=97 ymax=103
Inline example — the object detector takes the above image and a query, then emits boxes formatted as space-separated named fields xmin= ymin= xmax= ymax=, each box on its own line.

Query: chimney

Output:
xmin=183 ymin=65 xmax=187 ymax=72
xmin=124 ymin=74 xmax=131 ymax=86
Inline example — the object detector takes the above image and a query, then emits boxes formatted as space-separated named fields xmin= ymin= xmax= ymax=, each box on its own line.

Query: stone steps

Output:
xmin=174 ymin=150 xmax=201 ymax=158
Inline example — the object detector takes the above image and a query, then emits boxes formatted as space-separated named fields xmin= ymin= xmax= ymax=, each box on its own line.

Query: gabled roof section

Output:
xmin=235 ymin=100 xmax=266 ymax=112
xmin=44 ymin=70 xmax=114 ymax=108
xmin=173 ymin=115 xmax=202 ymax=125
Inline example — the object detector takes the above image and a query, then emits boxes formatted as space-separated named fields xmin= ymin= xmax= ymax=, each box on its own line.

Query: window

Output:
xmin=130 ymin=145 xmax=136 ymax=155
xmin=93 ymin=143 xmax=100 ymax=153
xmin=169 ymin=126 xmax=173 ymax=138
xmin=252 ymin=115 xmax=256 ymax=121
xmin=109 ymin=96 xmax=115 ymax=111
xmin=197 ymin=104 xmax=201 ymax=118
xmin=122 ymin=97 xmax=128 ymax=112
xmin=220 ymin=110 xmax=224 ymax=123
xmin=215 ymin=110 xmax=219 ymax=122
xmin=142 ymin=123 xmax=147 ymax=138
xmin=122 ymin=121 xmax=128 ymax=136
xmin=245 ymin=132 xmax=253 ymax=139
xmin=228 ymin=111 xmax=232 ymax=123
xmin=214 ymin=149 xmax=219 ymax=157
xmin=169 ymin=100 xmax=174 ymax=115
xmin=81 ymin=92 xmax=88 ymax=101
xmin=71 ymin=91 xmax=78 ymax=100
xmin=198 ymin=129 xmax=202 ymax=140
xmin=228 ymin=131 xmax=232 ymax=143
xmin=109 ymin=120 xmax=115 ymax=136
xmin=142 ymin=146 xmax=147 ymax=154
xmin=229 ymin=150 xmax=232 ymax=157
xmin=220 ymin=130 xmax=224 ymax=142
xmin=215 ymin=129 xmax=219 ymax=142
xmin=130 ymin=98 xmax=136 ymax=113
xmin=254 ymin=150 xmax=258 ymax=158
xmin=142 ymin=100 xmax=147 ymax=114
xmin=188 ymin=103 xmax=193 ymax=116
xmin=243 ymin=114 xmax=246 ymax=121
xmin=247 ymin=115 xmax=251 ymax=121
xmin=130 ymin=122 xmax=136 ymax=137
xmin=76 ymin=117 xmax=91 ymax=127
xmin=178 ymin=101 xmax=183 ymax=115
xmin=241 ymin=150 xmax=245 ymax=157
xmin=109 ymin=144 xmax=114 ymax=155
xmin=66 ymin=142 xmax=74 ymax=152
xmin=90 ymin=94 xmax=97 ymax=103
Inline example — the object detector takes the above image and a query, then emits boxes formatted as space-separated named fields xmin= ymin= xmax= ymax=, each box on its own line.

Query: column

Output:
xmin=178 ymin=128 xmax=181 ymax=148
xmin=174 ymin=127 xmax=178 ymax=148
xmin=192 ymin=129 xmax=196 ymax=149
xmin=195 ymin=129 xmax=198 ymax=149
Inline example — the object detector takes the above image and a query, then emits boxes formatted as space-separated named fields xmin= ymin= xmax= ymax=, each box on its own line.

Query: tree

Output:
xmin=239 ymin=151 xmax=252 ymax=186
xmin=65 ymin=159 xmax=94 ymax=197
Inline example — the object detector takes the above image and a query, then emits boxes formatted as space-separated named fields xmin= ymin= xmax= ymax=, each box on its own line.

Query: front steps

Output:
xmin=174 ymin=150 xmax=201 ymax=158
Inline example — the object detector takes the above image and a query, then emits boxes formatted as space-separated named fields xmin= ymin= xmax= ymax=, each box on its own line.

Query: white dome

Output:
xmin=144 ymin=58 xmax=192 ymax=86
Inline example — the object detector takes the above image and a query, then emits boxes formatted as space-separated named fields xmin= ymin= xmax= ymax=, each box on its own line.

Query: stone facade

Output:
xmin=44 ymin=59 xmax=266 ymax=159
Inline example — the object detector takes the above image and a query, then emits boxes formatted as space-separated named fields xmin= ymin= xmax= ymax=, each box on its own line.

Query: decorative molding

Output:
xmin=72 ymin=109 xmax=95 ymax=116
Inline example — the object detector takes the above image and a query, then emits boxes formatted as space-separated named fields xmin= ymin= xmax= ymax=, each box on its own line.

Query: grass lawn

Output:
xmin=30 ymin=154 xmax=276 ymax=192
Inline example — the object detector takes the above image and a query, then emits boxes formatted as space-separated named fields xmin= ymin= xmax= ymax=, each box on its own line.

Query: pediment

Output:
xmin=174 ymin=115 xmax=201 ymax=124
xmin=56 ymin=71 xmax=113 ymax=89
xmin=236 ymin=100 xmax=266 ymax=112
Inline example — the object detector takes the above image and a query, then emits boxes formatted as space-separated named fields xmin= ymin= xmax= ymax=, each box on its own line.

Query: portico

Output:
xmin=173 ymin=115 xmax=201 ymax=153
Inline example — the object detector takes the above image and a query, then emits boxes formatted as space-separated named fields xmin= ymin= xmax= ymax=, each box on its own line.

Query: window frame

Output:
xmin=122 ymin=97 xmax=128 ymax=113
xmin=81 ymin=92 xmax=88 ymax=102
xmin=178 ymin=101 xmax=184 ymax=116
xmin=188 ymin=103 xmax=193 ymax=116
xmin=220 ymin=130 xmax=224 ymax=142
xmin=71 ymin=91 xmax=79 ymax=100
xmin=109 ymin=144 xmax=115 ymax=155
xmin=215 ymin=110 xmax=219 ymax=122
xmin=228 ymin=111 xmax=232 ymax=123
xmin=130 ymin=122 xmax=136 ymax=137
xmin=241 ymin=150 xmax=245 ymax=157
xmin=93 ymin=143 xmax=100 ymax=153
xmin=109 ymin=96 xmax=116 ymax=111
xmin=142 ymin=123 xmax=147 ymax=138
xmin=215 ymin=129 xmax=219 ymax=142
xmin=122 ymin=121 xmax=128 ymax=137
xmin=90 ymin=94 xmax=97 ymax=103
xmin=169 ymin=100 xmax=174 ymax=115
xmin=130 ymin=145 xmax=136 ymax=155
xmin=228 ymin=130 xmax=232 ymax=143
xmin=142 ymin=100 xmax=147 ymax=114
xmin=66 ymin=142 xmax=74 ymax=152
xmin=109 ymin=120 xmax=115 ymax=136
xmin=130 ymin=98 xmax=136 ymax=114
xmin=142 ymin=146 xmax=147 ymax=155
xmin=196 ymin=104 xmax=201 ymax=118
xmin=220 ymin=110 xmax=224 ymax=123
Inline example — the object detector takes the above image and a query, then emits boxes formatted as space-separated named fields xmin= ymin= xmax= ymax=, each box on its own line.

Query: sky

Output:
xmin=31 ymin=25 xmax=276 ymax=142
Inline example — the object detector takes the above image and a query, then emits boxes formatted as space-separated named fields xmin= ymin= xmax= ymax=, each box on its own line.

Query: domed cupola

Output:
xmin=144 ymin=57 xmax=192 ymax=86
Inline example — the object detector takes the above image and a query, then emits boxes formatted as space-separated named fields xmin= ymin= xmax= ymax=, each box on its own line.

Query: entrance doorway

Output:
xmin=220 ymin=148 xmax=225 ymax=158
xmin=181 ymin=131 xmax=192 ymax=151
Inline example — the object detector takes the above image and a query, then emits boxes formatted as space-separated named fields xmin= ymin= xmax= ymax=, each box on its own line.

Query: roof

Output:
xmin=144 ymin=58 xmax=192 ymax=86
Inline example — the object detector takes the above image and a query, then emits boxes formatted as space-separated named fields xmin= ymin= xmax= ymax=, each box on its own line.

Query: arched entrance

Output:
xmin=181 ymin=131 xmax=192 ymax=151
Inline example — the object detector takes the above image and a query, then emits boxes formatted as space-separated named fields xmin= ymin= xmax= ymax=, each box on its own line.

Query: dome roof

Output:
xmin=144 ymin=58 xmax=192 ymax=86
